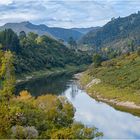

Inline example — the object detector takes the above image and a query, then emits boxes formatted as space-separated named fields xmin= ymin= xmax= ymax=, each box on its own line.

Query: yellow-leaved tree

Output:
xmin=0 ymin=50 xmax=16 ymax=138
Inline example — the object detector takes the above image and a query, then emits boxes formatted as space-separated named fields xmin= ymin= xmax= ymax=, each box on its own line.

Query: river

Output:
xmin=16 ymin=74 xmax=140 ymax=139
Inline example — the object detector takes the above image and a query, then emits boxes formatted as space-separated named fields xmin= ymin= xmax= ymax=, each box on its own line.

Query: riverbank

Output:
xmin=16 ymin=65 xmax=88 ymax=84
xmin=76 ymin=53 xmax=140 ymax=116
xmin=76 ymin=72 xmax=140 ymax=116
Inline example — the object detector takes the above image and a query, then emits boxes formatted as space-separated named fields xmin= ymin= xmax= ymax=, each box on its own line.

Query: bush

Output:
xmin=11 ymin=125 xmax=38 ymax=139
xmin=50 ymin=123 xmax=103 ymax=139
xmin=93 ymin=54 xmax=103 ymax=67
xmin=1 ymin=93 xmax=102 ymax=139
xmin=101 ymin=60 xmax=116 ymax=67
xmin=137 ymin=48 xmax=140 ymax=56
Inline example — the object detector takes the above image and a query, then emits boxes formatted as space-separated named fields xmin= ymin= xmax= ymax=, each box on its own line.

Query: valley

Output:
xmin=0 ymin=6 xmax=140 ymax=139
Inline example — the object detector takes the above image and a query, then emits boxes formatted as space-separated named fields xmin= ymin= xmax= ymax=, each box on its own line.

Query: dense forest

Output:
xmin=0 ymin=29 xmax=92 ymax=76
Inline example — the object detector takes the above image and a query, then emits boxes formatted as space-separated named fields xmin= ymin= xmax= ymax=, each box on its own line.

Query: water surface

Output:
xmin=16 ymin=74 xmax=140 ymax=139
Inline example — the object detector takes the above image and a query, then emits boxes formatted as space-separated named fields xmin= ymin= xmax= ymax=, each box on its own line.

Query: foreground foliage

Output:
xmin=0 ymin=51 xmax=102 ymax=139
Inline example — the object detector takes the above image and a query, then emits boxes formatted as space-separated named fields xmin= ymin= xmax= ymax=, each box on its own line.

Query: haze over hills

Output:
xmin=0 ymin=21 xmax=94 ymax=42
xmin=80 ymin=12 xmax=140 ymax=53
xmin=71 ymin=27 xmax=100 ymax=34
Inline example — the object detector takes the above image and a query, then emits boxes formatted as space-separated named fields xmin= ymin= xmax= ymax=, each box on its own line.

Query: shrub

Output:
xmin=101 ymin=60 xmax=116 ymax=67
xmin=93 ymin=54 xmax=103 ymax=67
xmin=11 ymin=125 xmax=38 ymax=139
xmin=18 ymin=90 xmax=32 ymax=100
xmin=137 ymin=48 xmax=140 ymax=56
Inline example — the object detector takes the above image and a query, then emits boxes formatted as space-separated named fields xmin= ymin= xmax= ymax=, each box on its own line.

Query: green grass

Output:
xmin=88 ymin=83 xmax=140 ymax=105
xmin=89 ymin=53 xmax=140 ymax=90
xmin=80 ymin=53 xmax=140 ymax=105
xmin=79 ymin=72 xmax=93 ymax=87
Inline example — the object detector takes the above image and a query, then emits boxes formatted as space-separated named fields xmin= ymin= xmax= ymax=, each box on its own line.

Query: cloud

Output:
xmin=0 ymin=0 xmax=13 ymax=5
xmin=0 ymin=0 xmax=140 ymax=28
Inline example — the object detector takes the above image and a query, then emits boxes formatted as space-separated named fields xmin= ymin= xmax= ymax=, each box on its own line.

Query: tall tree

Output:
xmin=27 ymin=32 xmax=38 ymax=41
xmin=93 ymin=54 xmax=103 ymax=67
xmin=68 ymin=37 xmax=77 ymax=49
xmin=128 ymin=39 xmax=135 ymax=52
xmin=19 ymin=31 xmax=26 ymax=40
xmin=0 ymin=29 xmax=20 ymax=53
xmin=0 ymin=51 xmax=15 ymax=100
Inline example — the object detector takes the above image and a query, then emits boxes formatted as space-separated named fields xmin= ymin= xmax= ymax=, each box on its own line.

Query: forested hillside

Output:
xmin=80 ymin=12 xmax=140 ymax=54
xmin=0 ymin=29 xmax=92 ymax=76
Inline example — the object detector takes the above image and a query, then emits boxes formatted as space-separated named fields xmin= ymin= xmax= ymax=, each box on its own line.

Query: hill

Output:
xmin=80 ymin=52 xmax=140 ymax=114
xmin=0 ymin=21 xmax=83 ymax=42
xmin=0 ymin=29 xmax=92 ymax=77
xmin=80 ymin=12 xmax=140 ymax=54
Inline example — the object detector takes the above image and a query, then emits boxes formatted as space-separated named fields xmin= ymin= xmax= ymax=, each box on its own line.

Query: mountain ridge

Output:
xmin=0 ymin=21 xmax=95 ymax=42
xmin=79 ymin=12 xmax=140 ymax=53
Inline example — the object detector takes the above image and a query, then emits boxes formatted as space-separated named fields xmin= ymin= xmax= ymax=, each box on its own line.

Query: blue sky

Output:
xmin=0 ymin=0 xmax=140 ymax=28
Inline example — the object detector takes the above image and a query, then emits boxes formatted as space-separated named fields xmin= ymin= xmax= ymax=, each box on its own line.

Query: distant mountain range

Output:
xmin=0 ymin=21 xmax=95 ymax=42
xmin=79 ymin=12 xmax=140 ymax=52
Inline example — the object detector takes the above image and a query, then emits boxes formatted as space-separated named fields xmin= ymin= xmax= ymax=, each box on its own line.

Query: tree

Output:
xmin=0 ymin=51 xmax=15 ymax=100
xmin=0 ymin=51 xmax=16 ymax=137
xmin=93 ymin=54 xmax=103 ymax=67
xmin=128 ymin=39 xmax=135 ymax=52
xmin=50 ymin=123 xmax=103 ymax=139
xmin=0 ymin=29 xmax=20 ymax=53
xmin=11 ymin=125 xmax=38 ymax=139
xmin=27 ymin=32 xmax=38 ymax=41
xmin=19 ymin=31 xmax=27 ymax=47
xmin=68 ymin=37 xmax=77 ymax=49
xmin=137 ymin=48 xmax=140 ymax=56
xmin=19 ymin=31 xmax=26 ymax=40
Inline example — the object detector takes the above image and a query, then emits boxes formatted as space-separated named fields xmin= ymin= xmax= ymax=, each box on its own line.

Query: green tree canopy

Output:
xmin=93 ymin=54 xmax=103 ymax=67
xmin=27 ymin=32 xmax=38 ymax=41
xmin=68 ymin=37 xmax=77 ymax=49
xmin=0 ymin=29 xmax=20 ymax=53
xmin=19 ymin=31 xmax=26 ymax=40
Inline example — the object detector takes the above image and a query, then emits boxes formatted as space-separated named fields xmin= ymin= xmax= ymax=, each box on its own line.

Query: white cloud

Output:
xmin=0 ymin=0 xmax=13 ymax=5
xmin=0 ymin=0 xmax=140 ymax=28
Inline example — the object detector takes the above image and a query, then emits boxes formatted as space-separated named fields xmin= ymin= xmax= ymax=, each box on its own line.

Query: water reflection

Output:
xmin=64 ymin=83 xmax=140 ymax=139
xmin=16 ymin=75 xmax=140 ymax=138
xmin=16 ymin=74 xmax=72 ymax=96
xmin=69 ymin=81 xmax=78 ymax=99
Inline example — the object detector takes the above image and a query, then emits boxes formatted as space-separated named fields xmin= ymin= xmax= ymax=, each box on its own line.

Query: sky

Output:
xmin=0 ymin=0 xmax=140 ymax=28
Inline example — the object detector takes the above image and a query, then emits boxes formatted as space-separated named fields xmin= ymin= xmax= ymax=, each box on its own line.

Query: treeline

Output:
xmin=0 ymin=29 xmax=92 ymax=75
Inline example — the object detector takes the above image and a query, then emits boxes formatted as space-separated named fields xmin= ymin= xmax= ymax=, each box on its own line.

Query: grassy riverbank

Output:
xmin=16 ymin=64 xmax=88 ymax=84
xmin=79 ymin=53 xmax=140 ymax=116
